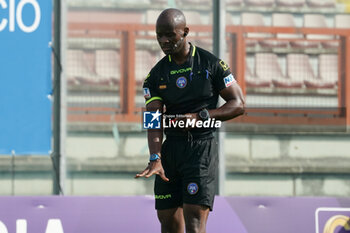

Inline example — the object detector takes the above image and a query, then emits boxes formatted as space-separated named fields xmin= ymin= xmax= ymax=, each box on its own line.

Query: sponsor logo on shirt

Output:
xmin=219 ymin=60 xmax=229 ymax=71
xmin=170 ymin=67 xmax=192 ymax=75
xmin=224 ymin=74 xmax=236 ymax=87
xmin=143 ymin=88 xmax=151 ymax=99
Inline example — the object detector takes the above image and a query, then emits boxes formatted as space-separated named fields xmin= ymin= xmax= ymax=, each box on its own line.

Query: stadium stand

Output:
xmin=135 ymin=50 xmax=158 ymax=85
xmin=68 ymin=11 xmax=144 ymax=24
xmin=335 ymin=14 xmax=350 ymax=28
xmin=305 ymin=14 xmax=337 ymax=49
xmin=290 ymin=14 xmax=335 ymax=49
xmin=245 ymin=61 xmax=272 ymax=88
xmin=287 ymin=53 xmax=336 ymax=89
xmin=65 ymin=2 xmax=350 ymax=125
xmin=258 ymin=13 xmax=297 ymax=48
xmin=241 ymin=13 xmax=270 ymax=47
xmin=286 ymin=54 xmax=313 ymax=85
xmin=316 ymin=54 xmax=338 ymax=88
xmin=67 ymin=49 xmax=100 ymax=85
xmin=227 ymin=0 xmax=244 ymax=6
xmin=255 ymin=53 xmax=299 ymax=88
xmin=306 ymin=0 xmax=336 ymax=8
xmin=95 ymin=49 xmax=121 ymax=86
xmin=275 ymin=0 xmax=305 ymax=7
xmin=244 ymin=0 xmax=275 ymax=7
xmin=176 ymin=0 xmax=212 ymax=7
xmin=145 ymin=10 xmax=205 ymax=30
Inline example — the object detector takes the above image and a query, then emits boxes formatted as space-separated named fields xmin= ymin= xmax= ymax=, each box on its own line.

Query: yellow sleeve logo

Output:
xmin=219 ymin=60 xmax=229 ymax=71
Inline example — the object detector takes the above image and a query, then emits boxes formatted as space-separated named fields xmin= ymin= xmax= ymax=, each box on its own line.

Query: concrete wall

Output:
xmin=1 ymin=129 xmax=350 ymax=196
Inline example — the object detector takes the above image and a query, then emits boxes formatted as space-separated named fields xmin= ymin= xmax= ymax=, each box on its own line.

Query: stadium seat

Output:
xmin=272 ymin=13 xmax=300 ymax=39
xmin=245 ymin=62 xmax=271 ymax=88
xmin=291 ymin=14 xmax=336 ymax=49
xmin=335 ymin=14 xmax=350 ymax=28
xmin=306 ymin=0 xmax=336 ymax=8
xmin=68 ymin=11 xmax=143 ymax=24
xmin=306 ymin=14 xmax=337 ymax=49
xmin=244 ymin=0 xmax=274 ymax=7
xmin=241 ymin=13 xmax=270 ymax=47
xmin=146 ymin=10 xmax=204 ymax=25
xmin=259 ymin=13 xmax=298 ymax=48
xmin=227 ymin=0 xmax=244 ymax=6
xmin=150 ymin=0 xmax=169 ymax=5
xmin=287 ymin=54 xmax=335 ymax=89
xmin=177 ymin=0 xmax=212 ymax=7
xmin=135 ymin=50 xmax=158 ymax=85
xmin=314 ymin=54 xmax=338 ymax=88
xmin=275 ymin=0 xmax=305 ymax=7
xmin=146 ymin=10 xmax=162 ymax=25
xmin=287 ymin=54 xmax=313 ymax=86
xmin=67 ymin=49 xmax=100 ymax=85
xmin=95 ymin=50 xmax=121 ymax=86
xmin=255 ymin=53 xmax=300 ymax=88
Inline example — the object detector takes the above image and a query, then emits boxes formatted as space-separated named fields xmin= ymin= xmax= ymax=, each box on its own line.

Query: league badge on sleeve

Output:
xmin=143 ymin=88 xmax=151 ymax=99
xmin=223 ymin=74 xmax=236 ymax=87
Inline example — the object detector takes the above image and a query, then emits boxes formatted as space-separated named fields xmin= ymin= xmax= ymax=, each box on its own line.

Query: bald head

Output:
xmin=156 ymin=8 xmax=186 ymax=29
xmin=155 ymin=8 xmax=190 ymax=55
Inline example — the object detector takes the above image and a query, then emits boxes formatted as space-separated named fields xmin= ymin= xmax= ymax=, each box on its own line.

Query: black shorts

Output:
xmin=154 ymin=135 xmax=218 ymax=211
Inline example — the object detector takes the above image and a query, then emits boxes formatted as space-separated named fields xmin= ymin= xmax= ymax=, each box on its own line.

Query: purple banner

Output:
xmin=0 ymin=196 xmax=349 ymax=233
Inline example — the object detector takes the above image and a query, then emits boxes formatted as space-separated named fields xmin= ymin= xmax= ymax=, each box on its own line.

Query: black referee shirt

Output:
xmin=143 ymin=43 xmax=236 ymax=135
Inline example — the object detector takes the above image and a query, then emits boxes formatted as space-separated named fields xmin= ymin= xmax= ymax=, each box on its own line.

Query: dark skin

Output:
xmin=135 ymin=8 xmax=245 ymax=233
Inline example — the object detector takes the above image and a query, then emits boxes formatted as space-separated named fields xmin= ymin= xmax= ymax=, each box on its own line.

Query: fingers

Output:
xmin=145 ymin=170 xmax=156 ymax=178
xmin=134 ymin=168 xmax=149 ymax=178
xmin=159 ymin=172 xmax=169 ymax=182
xmin=135 ymin=168 xmax=169 ymax=182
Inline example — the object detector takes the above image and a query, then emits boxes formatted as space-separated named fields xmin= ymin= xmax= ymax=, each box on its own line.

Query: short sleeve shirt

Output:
xmin=142 ymin=43 xmax=236 ymax=134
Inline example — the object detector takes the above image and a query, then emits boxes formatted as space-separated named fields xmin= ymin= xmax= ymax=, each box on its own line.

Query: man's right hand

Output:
xmin=135 ymin=160 xmax=169 ymax=182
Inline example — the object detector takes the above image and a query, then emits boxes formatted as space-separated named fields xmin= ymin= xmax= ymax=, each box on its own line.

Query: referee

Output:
xmin=135 ymin=8 xmax=245 ymax=233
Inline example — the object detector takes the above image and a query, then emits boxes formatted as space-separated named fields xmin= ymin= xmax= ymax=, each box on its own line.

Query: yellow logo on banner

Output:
xmin=219 ymin=60 xmax=229 ymax=71
xmin=323 ymin=215 xmax=350 ymax=233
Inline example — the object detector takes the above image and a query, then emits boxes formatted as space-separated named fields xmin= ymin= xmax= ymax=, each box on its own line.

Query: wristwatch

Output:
xmin=149 ymin=153 xmax=161 ymax=161
xmin=198 ymin=108 xmax=210 ymax=121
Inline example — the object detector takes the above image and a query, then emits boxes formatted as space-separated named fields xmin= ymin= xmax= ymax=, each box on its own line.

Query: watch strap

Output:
xmin=149 ymin=153 xmax=161 ymax=161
